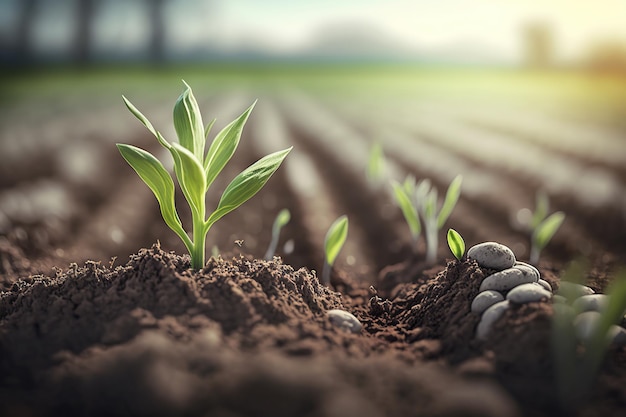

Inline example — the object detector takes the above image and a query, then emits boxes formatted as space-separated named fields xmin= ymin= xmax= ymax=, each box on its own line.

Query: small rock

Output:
xmin=471 ymin=290 xmax=505 ymax=314
xmin=468 ymin=242 xmax=516 ymax=270
xmin=476 ymin=300 xmax=510 ymax=340
xmin=537 ymin=279 xmax=552 ymax=292
xmin=552 ymin=294 xmax=567 ymax=304
xmin=557 ymin=281 xmax=594 ymax=298
xmin=507 ymin=283 xmax=552 ymax=304
xmin=327 ymin=309 xmax=362 ymax=334
xmin=574 ymin=311 xmax=602 ymax=341
xmin=572 ymin=294 xmax=608 ymax=313
xmin=479 ymin=268 xmax=538 ymax=292
xmin=609 ymin=326 xmax=626 ymax=346
xmin=513 ymin=261 xmax=541 ymax=280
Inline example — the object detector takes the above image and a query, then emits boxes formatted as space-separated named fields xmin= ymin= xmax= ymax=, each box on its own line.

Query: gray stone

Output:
xmin=572 ymin=294 xmax=608 ymax=313
xmin=476 ymin=300 xmax=510 ymax=340
xmin=609 ymin=326 xmax=626 ymax=346
xmin=537 ymin=279 xmax=552 ymax=292
xmin=552 ymin=295 xmax=567 ymax=304
xmin=507 ymin=283 xmax=552 ymax=304
xmin=479 ymin=268 xmax=538 ymax=292
xmin=327 ymin=309 xmax=362 ymax=334
xmin=468 ymin=242 xmax=516 ymax=270
xmin=574 ymin=311 xmax=602 ymax=341
xmin=557 ymin=281 xmax=594 ymax=298
xmin=471 ymin=290 xmax=505 ymax=314
xmin=513 ymin=261 xmax=541 ymax=281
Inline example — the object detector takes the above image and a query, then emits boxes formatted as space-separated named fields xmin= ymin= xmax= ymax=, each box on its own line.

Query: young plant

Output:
xmin=117 ymin=81 xmax=291 ymax=270
xmin=552 ymin=262 xmax=626 ymax=413
xmin=447 ymin=228 xmax=465 ymax=261
xmin=392 ymin=175 xmax=462 ymax=265
xmin=322 ymin=215 xmax=349 ymax=285
xmin=264 ymin=208 xmax=291 ymax=260
xmin=519 ymin=190 xmax=565 ymax=265
xmin=366 ymin=142 xmax=386 ymax=186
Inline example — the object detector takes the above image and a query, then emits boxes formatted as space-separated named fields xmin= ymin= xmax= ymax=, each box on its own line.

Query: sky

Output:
xmin=1 ymin=0 xmax=626 ymax=64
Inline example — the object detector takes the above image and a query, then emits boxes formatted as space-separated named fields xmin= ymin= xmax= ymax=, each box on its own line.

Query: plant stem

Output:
xmin=425 ymin=222 xmax=437 ymax=265
xmin=529 ymin=245 xmax=540 ymax=265
xmin=321 ymin=261 xmax=331 ymax=285
xmin=191 ymin=211 xmax=206 ymax=270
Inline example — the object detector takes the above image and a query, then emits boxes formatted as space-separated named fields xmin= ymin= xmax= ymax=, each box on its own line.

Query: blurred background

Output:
xmin=1 ymin=0 xmax=625 ymax=276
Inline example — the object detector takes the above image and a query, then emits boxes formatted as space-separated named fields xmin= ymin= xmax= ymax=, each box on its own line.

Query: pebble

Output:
xmin=476 ymin=300 xmax=510 ymax=340
xmin=507 ymin=283 xmax=552 ymax=304
xmin=574 ymin=311 xmax=602 ymax=341
xmin=609 ymin=326 xmax=626 ymax=346
xmin=552 ymin=295 xmax=567 ymax=304
xmin=572 ymin=294 xmax=608 ymax=313
xmin=557 ymin=281 xmax=595 ymax=298
xmin=512 ymin=263 xmax=541 ymax=283
xmin=468 ymin=242 xmax=516 ymax=270
xmin=479 ymin=268 xmax=538 ymax=292
xmin=537 ymin=279 xmax=552 ymax=292
xmin=327 ymin=309 xmax=362 ymax=334
xmin=513 ymin=261 xmax=541 ymax=280
xmin=471 ymin=290 xmax=505 ymax=314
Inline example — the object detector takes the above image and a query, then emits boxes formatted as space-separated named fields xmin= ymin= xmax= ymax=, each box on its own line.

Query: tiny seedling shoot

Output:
xmin=447 ymin=228 xmax=465 ymax=261
xmin=264 ymin=208 xmax=291 ymax=260
xmin=117 ymin=81 xmax=291 ymax=270
xmin=524 ymin=191 xmax=565 ymax=265
xmin=366 ymin=142 xmax=386 ymax=187
xmin=392 ymin=175 xmax=462 ymax=265
xmin=322 ymin=215 xmax=349 ymax=285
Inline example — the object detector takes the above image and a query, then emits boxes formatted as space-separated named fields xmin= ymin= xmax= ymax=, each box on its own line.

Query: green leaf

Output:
xmin=207 ymin=147 xmax=291 ymax=227
xmin=273 ymin=208 xmax=291 ymax=235
xmin=204 ymin=118 xmax=217 ymax=140
xmin=403 ymin=175 xmax=416 ymax=195
xmin=367 ymin=142 xmax=385 ymax=181
xmin=533 ymin=211 xmax=565 ymax=251
xmin=531 ymin=190 xmax=550 ymax=229
xmin=122 ymin=96 xmax=158 ymax=139
xmin=204 ymin=101 xmax=256 ymax=190
xmin=447 ymin=228 xmax=465 ymax=260
xmin=173 ymin=80 xmax=205 ymax=160
xmin=116 ymin=144 xmax=190 ymax=249
xmin=392 ymin=181 xmax=420 ymax=239
xmin=324 ymin=215 xmax=349 ymax=266
xmin=170 ymin=143 xmax=206 ymax=216
xmin=424 ymin=188 xmax=438 ymax=220
xmin=438 ymin=175 xmax=462 ymax=229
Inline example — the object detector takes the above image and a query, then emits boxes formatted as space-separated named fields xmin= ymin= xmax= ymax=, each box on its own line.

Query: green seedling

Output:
xmin=117 ymin=81 xmax=291 ymax=270
xmin=392 ymin=175 xmax=462 ymax=265
xmin=447 ymin=228 xmax=465 ymax=261
xmin=520 ymin=190 xmax=565 ymax=265
xmin=264 ymin=208 xmax=291 ymax=260
xmin=552 ymin=261 xmax=626 ymax=413
xmin=366 ymin=142 xmax=386 ymax=186
xmin=322 ymin=215 xmax=349 ymax=285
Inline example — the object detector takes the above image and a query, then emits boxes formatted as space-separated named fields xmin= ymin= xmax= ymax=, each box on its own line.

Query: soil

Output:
xmin=1 ymin=77 xmax=626 ymax=416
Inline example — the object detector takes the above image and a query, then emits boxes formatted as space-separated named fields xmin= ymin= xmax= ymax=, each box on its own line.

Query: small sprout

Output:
xmin=264 ymin=208 xmax=291 ymax=260
xmin=322 ymin=215 xmax=349 ymax=285
xmin=520 ymin=190 xmax=565 ymax=265
xmin=366 ymin=142 xmax=386 ymax=186
xmin=392 ymin=174 xmax=462 ymax=265
xmin=118 ymin=81 xmax=291 ymax=270
xmin=552 ymin=262 xmax=626 ymax=412
xmin=530 ymin=211 xmax=565 ymax=265
xmin=447 ymin=228 xmax=465 ymax=261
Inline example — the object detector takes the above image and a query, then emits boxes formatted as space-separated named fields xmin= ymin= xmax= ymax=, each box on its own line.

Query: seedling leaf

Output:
xmin=438 ymin=175 xmax=462 ymax=228
xmin=204 ymin=118 xmax=217 ymax=140
xmin=208 ymin=147 xmax=291 ymax=227
xmin=447 ymin=228 xmax=465 ymax=260
xmin=531 ymin=190 xmax=550 ymax=229
xmin=204 ymin=102 xmax=256 ymax=190
xmin=173 ymin=80 xmax=205 ymax=160
xmin=367 ymin=142 xmax=385 ymax=183
xmin=324 ymin=215 xmax=348 ymax=266
xmin=171 ymin=143 xmax=206 ymax=216
xmin=122 ymin=96 xmax=158 ymax=139
xmin=273 ymin=208 xmax=291 ymax=234
xmin=533 ymin=211 xmax=565 ymax=251
xmin=392 ymin=181 xmax=420 ymax=238
xmin=116 ymin=144 xmax=189 ymax=248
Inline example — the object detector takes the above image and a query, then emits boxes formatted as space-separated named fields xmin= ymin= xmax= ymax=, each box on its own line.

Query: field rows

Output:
xmin=1 ymin=85 xmax=625 ymax=285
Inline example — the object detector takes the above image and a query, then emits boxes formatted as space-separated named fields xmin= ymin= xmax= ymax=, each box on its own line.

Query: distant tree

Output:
xmin=74 ymin=0 xmax=98 ymax=65
xmin=15 ymin=0 xmax=38 ymax=65
xmin=147 ymin=0 xmax=166 ymax=62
